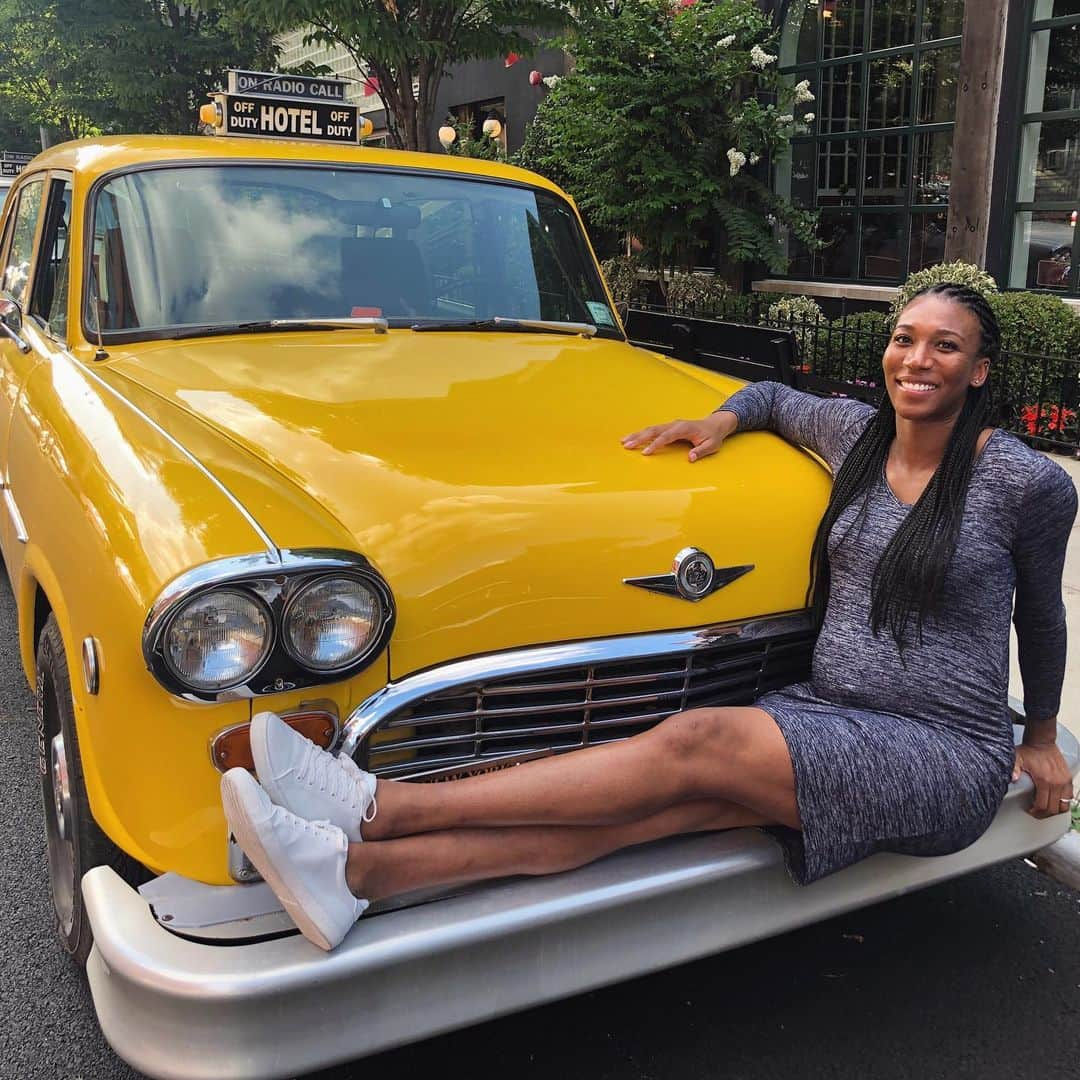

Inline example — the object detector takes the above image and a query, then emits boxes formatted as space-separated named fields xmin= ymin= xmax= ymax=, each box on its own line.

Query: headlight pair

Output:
xmin=144 ymin=552 xmax=394 ymax=701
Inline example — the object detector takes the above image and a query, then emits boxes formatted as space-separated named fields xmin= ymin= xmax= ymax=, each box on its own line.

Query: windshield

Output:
xmin=85 ymin=164 xmax=621 ymax=340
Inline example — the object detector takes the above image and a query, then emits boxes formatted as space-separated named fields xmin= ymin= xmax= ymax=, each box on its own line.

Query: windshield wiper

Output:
xmin=411 ymin=316 xmax=597 ymax=338
xmin=168 ymin=317 xmax=389 ymax=340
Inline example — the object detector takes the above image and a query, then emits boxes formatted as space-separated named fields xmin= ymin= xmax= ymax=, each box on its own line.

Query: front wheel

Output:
xmin=36 ymin=614 xmax=140 ymax=964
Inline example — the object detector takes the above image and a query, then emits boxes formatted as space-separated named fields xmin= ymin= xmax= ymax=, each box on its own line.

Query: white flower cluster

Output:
xmin=749 ymin=152 xmax=760 ymax=165
xmin=718 ymin=34 xmax=736 ymax=47
xmin=803 ymin=112 xmax=815 ymax=121
xmin=727 ymin=147 xmax=747 ymax=176
xmin=542 ymin=75 xmax=562 ymax=88
xmin=794 ymin=79 xmax=815 ymax=104
xmin=777 ymin=113 xmax=794 ymax=123
xmin=750 ymin=44 xmax=777 ymax=68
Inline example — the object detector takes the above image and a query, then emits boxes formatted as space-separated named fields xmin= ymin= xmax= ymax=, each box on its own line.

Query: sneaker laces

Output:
xmin=295 ymin=740 xmax=378 ymax=823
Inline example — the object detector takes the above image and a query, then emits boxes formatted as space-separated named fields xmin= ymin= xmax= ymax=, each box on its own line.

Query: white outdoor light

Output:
xmin=438 ymin=125 xmax=457 ymax=148
xmin=482 ymin=117 xmax=503 ymax=139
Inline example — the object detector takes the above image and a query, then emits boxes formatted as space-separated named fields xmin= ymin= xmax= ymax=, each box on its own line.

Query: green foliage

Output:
xmin=824 ymin=310 xmax=891 ymax=382
xmin=989 ymin=291 xmax=1080 ymax=359
xmin=889 ymin=261 xmax=998 ymax=322
xmin=0 ymin=0 xmax=278 ymax=143
xmin=229 ymin=0 xmax=575 ymax=151
xmin=665 ymin=271 xmax=729 ymax=315
xmin=515 ymin=0 xmax=819 ymax=278
xmin=763 ymin=295 xmax=826 ymax=370
xmin=441 ymin=118 xmax=506 ymax=163
xmin=600 ymin=255 xmax=649 ymax=306
xmin=988 ymin=291 xmax=1080 ymax=411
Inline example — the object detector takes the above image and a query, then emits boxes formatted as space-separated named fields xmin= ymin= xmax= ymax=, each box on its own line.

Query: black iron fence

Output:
xmin=632 ymin=297 xmax=1080 ymax=456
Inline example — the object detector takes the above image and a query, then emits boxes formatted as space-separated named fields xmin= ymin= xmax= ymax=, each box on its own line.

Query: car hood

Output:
xmin=106 ymin=330 xmax=831 ymax=678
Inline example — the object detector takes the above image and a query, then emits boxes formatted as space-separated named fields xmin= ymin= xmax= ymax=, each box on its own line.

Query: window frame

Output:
xmin=0 ymin=172 xmax=48 ymax=310
xmin=776 ymin=0 xmax=961 ymax=284
xmin=28 ymin=174 xmax=74 ymax=344
xmin=1006 ymin=6 xmax=1080 ymax=296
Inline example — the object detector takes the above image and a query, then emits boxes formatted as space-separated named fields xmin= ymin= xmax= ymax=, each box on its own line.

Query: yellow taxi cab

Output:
xmin=0 ymin=134 xmax=1072 ymax=1080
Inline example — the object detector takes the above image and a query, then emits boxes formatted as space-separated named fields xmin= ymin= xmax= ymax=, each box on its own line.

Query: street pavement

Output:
xmin=3 ymin=450 xmax=1080 ymax=1078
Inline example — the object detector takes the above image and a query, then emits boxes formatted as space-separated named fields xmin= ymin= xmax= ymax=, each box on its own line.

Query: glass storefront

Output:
xmin=1009 ymin=4 xmax=1080 ymax=294
xmin=775 ymin=0 xmax=962 ymax=282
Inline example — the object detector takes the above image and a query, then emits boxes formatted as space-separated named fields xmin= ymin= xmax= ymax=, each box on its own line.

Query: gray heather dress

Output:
xmin=721 ymin=382 xmax=1077 ymax=885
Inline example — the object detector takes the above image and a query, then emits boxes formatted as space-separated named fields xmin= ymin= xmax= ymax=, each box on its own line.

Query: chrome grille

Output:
xmin=360 ymin=624 xmax=814 ymax=779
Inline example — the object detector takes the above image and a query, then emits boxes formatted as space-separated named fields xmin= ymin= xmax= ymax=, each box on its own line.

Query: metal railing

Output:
xmin=633 ymin=296 xmax=1080 ymax=455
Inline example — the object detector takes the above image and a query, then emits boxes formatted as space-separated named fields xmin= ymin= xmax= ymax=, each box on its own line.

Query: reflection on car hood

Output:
xmin=106 ymin=331 xmax=832 ymax=678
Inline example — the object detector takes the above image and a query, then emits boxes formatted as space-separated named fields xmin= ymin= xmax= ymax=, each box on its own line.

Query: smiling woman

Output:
xmin=219 ymin=283 xmax=1078 ymax=952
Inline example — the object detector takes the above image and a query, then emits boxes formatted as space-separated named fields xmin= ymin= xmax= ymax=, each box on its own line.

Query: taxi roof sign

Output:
xmin=1 ymin=151 xmax=32 ymax=178
xmin=202 ymin=71 xmax=373 ymax=145
xmin=227 ymin=69 xmax=349 ymax=102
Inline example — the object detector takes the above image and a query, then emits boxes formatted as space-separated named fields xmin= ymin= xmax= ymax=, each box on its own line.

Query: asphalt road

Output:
xmin=1 ymin=571 xmax=1079 ymax=1079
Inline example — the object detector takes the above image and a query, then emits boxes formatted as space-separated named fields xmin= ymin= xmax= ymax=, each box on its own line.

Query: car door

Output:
xmin=0 ymin=173 xmax=71 ymax=572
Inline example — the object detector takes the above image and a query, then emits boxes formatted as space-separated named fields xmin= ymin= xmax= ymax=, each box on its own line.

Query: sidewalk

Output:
xmin=1008 ymin=452 xmax=1080 ymax=740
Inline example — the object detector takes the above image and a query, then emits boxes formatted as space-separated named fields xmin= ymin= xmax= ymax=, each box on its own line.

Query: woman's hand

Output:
xmin=1013 ymin=738 xmax=1074 ymax=819
xmin=621 ymin=412 xmax=737 ymax=463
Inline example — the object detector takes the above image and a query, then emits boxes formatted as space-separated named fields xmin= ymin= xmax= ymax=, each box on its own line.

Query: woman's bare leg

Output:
xmin=349 ymin=797 xmax=770 ymax=903
xmin=364 ymin=705 xmax=799 ymax=840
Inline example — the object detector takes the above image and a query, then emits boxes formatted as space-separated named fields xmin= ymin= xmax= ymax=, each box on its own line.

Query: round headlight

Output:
xmin=284 ymin=576 xmax=383 ymax=672
xmin=163 ymin=589 xmax=272 ymax=692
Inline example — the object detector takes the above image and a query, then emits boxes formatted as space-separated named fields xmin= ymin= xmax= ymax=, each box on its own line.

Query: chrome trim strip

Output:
xmin=60 ymin=350 xmax=280 ymax=562
xmin=81 ymin=637 xmax=100 ymax=695
xmin=2 ymin=482 xmax=28 ymax=543
xmin=339 ymin=610 xmax=812 ymax=760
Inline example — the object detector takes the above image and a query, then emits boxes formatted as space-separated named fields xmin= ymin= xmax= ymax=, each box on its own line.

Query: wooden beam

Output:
xmin=944 ymin=0 xmax=1014 ymax=267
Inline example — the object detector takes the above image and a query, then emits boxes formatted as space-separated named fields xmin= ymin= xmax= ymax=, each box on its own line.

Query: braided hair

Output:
xmin=807 ymin=283 xmax=1001 ymax=647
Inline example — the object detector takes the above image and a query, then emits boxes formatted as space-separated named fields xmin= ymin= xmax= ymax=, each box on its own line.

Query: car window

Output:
xmin=30 ymin=178 xmax=73 ymax=341
xmin=2 ymin=178 xmax=44 ymax=307
xmin=86 ymin=165 xmax=621 ymax=338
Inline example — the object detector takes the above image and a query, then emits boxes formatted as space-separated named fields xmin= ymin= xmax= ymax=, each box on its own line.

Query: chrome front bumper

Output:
xmin=84 ymin=725 xmax=1077 ymax=1080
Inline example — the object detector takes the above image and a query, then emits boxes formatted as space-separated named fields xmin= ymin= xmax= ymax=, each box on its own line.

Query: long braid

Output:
xmin=808 ymin=284 xmax=1000 ymax=647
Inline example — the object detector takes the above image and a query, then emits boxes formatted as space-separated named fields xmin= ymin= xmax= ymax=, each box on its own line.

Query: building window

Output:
xmin=449 ymin=98 xmax=507 ymax=153
xmin=774 ymin=0 xmax=963 ymax=282
xmin=1008 ymin=2 xmax=1080 ymax=295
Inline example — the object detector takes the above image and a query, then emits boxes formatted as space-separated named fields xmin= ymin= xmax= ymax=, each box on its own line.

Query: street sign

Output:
xmin=219 ymin=93 xmax=361 ymax=144
xmin=0 ymin=151 xmax=32 ymax=178
xmin=227 ymin=70 xmax=348 ymax=103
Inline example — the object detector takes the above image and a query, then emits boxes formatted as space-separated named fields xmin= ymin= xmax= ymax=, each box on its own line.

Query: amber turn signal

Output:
xmin=199 ymin=102 xmax=222 ymax=127
xmin=210 ymin=709 xmax=338 ymax=772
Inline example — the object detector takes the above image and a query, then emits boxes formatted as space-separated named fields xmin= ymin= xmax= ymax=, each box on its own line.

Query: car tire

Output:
xmin=36 ymin=613 xmax=144 ymax=964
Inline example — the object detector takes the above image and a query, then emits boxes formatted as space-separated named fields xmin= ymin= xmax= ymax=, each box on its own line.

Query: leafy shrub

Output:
xmin=822 ymin=311 xmax=891 ymax=383
xmin=764 ymin=295 xmax=826 ymax=369
xmin=988 ymin=291 xmax=1080 ymax=412
xmin=889 ymin=261 xmax=998 ymax=322
xmin=665 ymin=271 xmax=729 ymax=315
xmin=600 ymin=256 xmax=648 ymax=307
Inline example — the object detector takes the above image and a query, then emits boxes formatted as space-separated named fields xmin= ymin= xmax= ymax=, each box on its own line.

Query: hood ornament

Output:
xmin=624 ymin=547 xmax=753 ymax=602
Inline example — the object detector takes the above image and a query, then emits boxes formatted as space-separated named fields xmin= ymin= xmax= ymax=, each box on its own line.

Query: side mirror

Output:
xmin=0 ymin=294 xmax=30 ymax=353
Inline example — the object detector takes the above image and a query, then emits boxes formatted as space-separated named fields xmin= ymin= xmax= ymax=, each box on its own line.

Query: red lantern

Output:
xmin=505 ymin=52 xmax=520 ymax=67
xmin=529 ymin=69 xmax=543 ymax=86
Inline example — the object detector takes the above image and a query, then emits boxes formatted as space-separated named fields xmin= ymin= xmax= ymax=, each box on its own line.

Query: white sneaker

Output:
xmin=250 ymin=710 xmax=377 ymax=843
xmin=221 ymin=767 xmax=368 ymax=951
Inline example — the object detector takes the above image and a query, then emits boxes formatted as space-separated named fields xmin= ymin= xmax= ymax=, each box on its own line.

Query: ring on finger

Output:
xmin=1059 ymin=797 xmax=1073 ymax=806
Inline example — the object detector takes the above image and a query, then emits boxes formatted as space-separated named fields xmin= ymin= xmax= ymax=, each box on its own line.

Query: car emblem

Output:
xmin=624 ymin=547 xmax=753 ymax=602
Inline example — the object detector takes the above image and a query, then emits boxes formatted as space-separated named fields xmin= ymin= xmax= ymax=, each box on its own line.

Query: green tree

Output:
xmin=58 ymin=0 xmax=279 ymax=135
xmin=0 ymin=0 xmax=279 ymax=145
xmin=227 ymin=0 xmax=577 ymax=152
xmin=0 ymin=0 xmax=101 ymax=145
xmin=516 ymin=0 xmax=819 ymax=287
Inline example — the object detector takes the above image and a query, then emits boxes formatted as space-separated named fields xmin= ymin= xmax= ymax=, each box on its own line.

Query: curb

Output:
xmin=1033 ymin=830 xmax=1080 ymax=891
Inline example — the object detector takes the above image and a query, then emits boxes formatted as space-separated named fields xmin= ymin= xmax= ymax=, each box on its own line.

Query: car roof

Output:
xmin=19 ymin=134 xmax=565 ymax=196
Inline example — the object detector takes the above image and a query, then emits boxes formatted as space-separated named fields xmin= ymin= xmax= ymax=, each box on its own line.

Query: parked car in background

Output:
xmin=0 ymin=135 xmax=1074 ymax=1080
